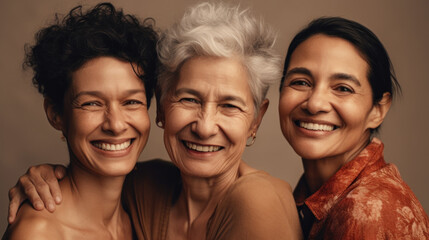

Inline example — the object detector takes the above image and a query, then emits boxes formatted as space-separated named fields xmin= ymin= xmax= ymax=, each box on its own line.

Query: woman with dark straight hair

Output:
xmin=279 ymin=17 xmax=428 ymax=239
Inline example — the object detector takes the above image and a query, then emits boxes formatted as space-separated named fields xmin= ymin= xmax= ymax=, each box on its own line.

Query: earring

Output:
xmin=246 ymin=132 xmax=256 ymax=147
xmin=156 ymin=120 xmax=164 ymax=128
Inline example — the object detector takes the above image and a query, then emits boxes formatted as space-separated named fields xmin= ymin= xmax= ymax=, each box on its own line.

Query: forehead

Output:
xmin=289 ymin=34 xmax=369 ymax=76
xmin=71 ymin=57 xmax=144 ymax=91
xmin=291 ymin=34 xmax=368 ymax=68
xmin=175 ymin=56 xmax=252 ymax=98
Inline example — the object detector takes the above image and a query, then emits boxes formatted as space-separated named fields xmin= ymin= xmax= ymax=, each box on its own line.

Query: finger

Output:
xmin=28 ymin=171 xmax=57 ymax=213
xmin=45 ymin=172 xmax=63 ymax=204
xmin=18 ymin=175 xmax=45 ymax=211
xmin=54 ymin=165 xmax=67 ymax=180
xmin=8 ymin=187 xmax=23 ymax=224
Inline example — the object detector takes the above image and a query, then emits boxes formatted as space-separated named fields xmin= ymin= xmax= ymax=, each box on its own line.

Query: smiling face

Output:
xmin=279 ymin=34 xmax=384 ymax=163
xmin=160 ymin=56 xmax=263 ymax=178
xmin=49 ymin=57 xmax=150 ymax=177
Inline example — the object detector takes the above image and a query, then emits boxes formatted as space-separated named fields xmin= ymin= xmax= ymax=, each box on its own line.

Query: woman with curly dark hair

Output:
xmin=3 ymin=2 xmax=157 ymax=239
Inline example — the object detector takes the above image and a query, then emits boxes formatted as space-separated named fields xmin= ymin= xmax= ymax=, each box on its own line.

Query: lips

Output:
xmin=91 ymin=140 xmax=132 ymax=151
xmin=183 ymin=141 xmax=222 ymax=152
xmin=295 ymin=120 xmax=337 ymax=131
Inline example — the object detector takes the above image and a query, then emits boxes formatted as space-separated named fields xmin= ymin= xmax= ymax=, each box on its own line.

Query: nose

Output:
xmin=191 ymin=104 xmax=219 ymax=139
xmin=302 ymin=87 xmax=332 ymax=115
xmin=102 ymin=105 xmax=128 ymax=135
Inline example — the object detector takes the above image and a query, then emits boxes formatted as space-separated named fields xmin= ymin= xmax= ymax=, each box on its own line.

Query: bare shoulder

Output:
xmin=211 ymin=171 xmax=302 ymax=240
xmin=230 ymin=171 xmax=293 ymax=204
xmin=4 ymin=203 xmax=62 ymax=240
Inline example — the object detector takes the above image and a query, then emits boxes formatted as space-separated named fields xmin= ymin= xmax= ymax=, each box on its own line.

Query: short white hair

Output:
xmin=157 ymin=2 xmax=282 ymax=114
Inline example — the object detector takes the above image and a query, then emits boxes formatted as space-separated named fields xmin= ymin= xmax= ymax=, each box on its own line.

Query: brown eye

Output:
xmin=336 ymin=86 xmax=354 ymax=93
xmin=221 ymin=103 xmax=241 ymax=110
xmin=180 ymin=98 xmax=199 ymax=104
xmin=291 ymin=80 xmax=310 ymax=86
xmin=81 ymin=101 xmax=100 ymax=107
xmin=288 ymin=79 xmax=311 ymax=90
xmin=125 ymin=100 xmax=143 ymax=105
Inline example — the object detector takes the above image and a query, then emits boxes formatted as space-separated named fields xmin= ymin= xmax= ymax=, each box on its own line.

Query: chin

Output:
xmin=99 ymin=162 xmax=136 ymax=177
xmin=179 ymin=162 xmax=221 ymax=179
xmin=290 ymin=142 xmax=327 ymax=160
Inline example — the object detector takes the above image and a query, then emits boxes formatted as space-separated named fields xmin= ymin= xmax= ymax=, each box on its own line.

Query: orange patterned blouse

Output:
xmin=294 ymin=138 xmax=429 ymax=239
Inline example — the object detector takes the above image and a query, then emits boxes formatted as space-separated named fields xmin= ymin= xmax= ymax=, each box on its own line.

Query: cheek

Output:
xmin=128 ymin=110 xmax=151 ymax=136
xmin=337 ymin=100 xmax=373 ymax=129
xmin=278 ymin=89 xmax=299 ymax=117
xmin=219 ymin=115 xmax=253 ymax=145
xmin=164 ymin=106 xmax=194 ymax=135
xmin=278 ymin=93 xmax=295 ymax=133
xmin=278 ymin=95 xmax=289 ymax=118
xmin=66 ymin=112 xmax=101 ymax=140
xmin=162 ymin=106 xmax=195 ymax=154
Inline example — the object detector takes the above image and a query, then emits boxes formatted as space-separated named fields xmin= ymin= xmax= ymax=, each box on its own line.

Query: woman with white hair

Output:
xmin=7 ymin=2 xmax=302 ymax=239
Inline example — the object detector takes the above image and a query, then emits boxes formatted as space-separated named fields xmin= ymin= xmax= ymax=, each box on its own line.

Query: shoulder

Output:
xmin=223 ymin=172 xmax=298 ymax=224
xmin=209 ymin=172 xmax=302 ymax=240
xmin=4 ymin=203 xmax=61 ymax=240
xmin=344 ymin=163 xmax=427 ymax=218
xmin=229 ymin=171 xmax=293 ymax=204
xmin=325 ymin=167 xmax=429 ymax=238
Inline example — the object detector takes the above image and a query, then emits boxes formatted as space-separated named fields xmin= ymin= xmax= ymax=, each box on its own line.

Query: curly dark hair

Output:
xmin=24 ymin=2 xmax=158 ymax=113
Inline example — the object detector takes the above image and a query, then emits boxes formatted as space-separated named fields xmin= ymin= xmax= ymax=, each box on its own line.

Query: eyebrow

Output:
xmin=175 ymin=88 xmax=247 ymax=106
xmin=285 ymin=67 xmax=361 ymax=86
xmin=330 ymin=73 xmax=361 ymax=86
xmin=284 ymin=67 xmax=313 ymax=79
xmin=73 ymin=89 xmax=146 ymax=100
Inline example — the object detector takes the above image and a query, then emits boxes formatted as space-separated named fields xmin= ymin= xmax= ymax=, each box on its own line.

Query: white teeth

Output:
xmin=93 ymin=140 xmax=131 ymax=151
xmin=185 ymin=142 xmax=221 ymax=152
xmin=300 ymin=122 xmax=334 ymax=131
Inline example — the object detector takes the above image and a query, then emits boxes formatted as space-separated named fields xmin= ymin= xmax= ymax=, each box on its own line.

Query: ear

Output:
xmin=250 ymin=99 xmax=269 ymax=135
xmin=155 ymin=101 xmax=165 ymax=128
xmin=44 ymin=98 xmax=64 ymax=131
xmin=367 ymin=92 xmax=392 ymax=129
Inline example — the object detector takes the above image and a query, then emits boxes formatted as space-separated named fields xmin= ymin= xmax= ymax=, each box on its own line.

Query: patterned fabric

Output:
xmin=294 ymin=138 xmax=429 ymax=239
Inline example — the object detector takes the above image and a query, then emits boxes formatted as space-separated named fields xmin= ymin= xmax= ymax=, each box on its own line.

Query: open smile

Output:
xmin=295 ymin=120 xmax=338 ymax=131
xmin=183 ymin=141 xmax=223 ymax=152
xmin=91 ymin=139 xmax=134 ymax=151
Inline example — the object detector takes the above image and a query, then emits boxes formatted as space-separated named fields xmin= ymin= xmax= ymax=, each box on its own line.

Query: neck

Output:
xmin=302 ymin=137 xmax=371 ymax=195
xmin=60 ymin=161 xmax=127 ymax=227
xmin=180 ymin=165 xmax=238 ymax=222
xmin=170 ymin=160 xmax=242 ymax=239
xmin=301 ymin=158 xmax=342 ymax=194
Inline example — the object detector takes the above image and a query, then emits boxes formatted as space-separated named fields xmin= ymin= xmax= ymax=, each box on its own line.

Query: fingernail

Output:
xmin=48 ymin=203 xmax=55 ymax=211
xmin=55 ymin=196 xmax=61 ymax=203
xmin=34 ymin=202 xmax=43 ymax=210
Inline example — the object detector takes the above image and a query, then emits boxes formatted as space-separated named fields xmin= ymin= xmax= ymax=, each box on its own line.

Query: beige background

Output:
xmin=1 ymin=0 xmax=428 ymax=232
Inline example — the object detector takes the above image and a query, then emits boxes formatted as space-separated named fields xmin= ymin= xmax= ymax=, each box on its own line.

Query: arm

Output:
xmin=8 ymin=164 xmax=66 ymax=223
